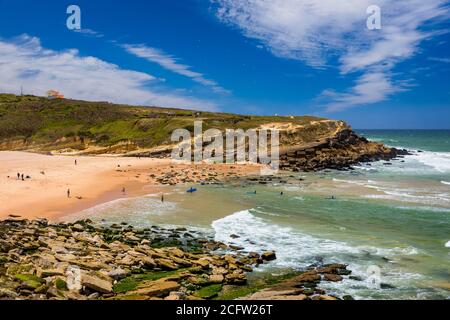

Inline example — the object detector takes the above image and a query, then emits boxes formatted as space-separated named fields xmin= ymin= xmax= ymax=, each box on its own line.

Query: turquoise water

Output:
xmin=70 ymin=130 xmax=450 ymax=300
xmin=357 ymin=129 xmax=450 ymax=152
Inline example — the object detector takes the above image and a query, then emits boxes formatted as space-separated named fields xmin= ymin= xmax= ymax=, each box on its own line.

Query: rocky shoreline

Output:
xmin=0 ymin=218 xmax=352 ymax=300
xmin=129 ymin=129 xmax=411 ymax=173
xmin=279 ymin=129 xmax=410 ymax=172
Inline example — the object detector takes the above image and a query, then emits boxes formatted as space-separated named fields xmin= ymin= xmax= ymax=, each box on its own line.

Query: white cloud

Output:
xmin=213 ymin=0 xmax=449 ymax=111
xmin=0 ymin=35 xmax=218 ymax=111
xmin=123 ymin=44 xmax=230 ymax=95
xmin=73 ymin=28 xmax=104 ymax=38
xmin=319 ymin=72 xmax=406 ymax=112
xmin=428 ymin=56 xmax=450 ymax=63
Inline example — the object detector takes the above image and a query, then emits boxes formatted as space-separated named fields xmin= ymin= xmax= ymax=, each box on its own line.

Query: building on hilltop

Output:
xmin=47 ymin=90 xmax=64 ymax=99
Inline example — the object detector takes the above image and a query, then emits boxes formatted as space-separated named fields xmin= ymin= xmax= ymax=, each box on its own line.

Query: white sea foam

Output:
xmin=410 ymin=151 xmax=450 ymax=173
xmin=364 ymin=192 xmax=450 ymax=204
xmin=211 ymin=209 xmax=427 ymax=299
xmin=333 ymin=178 xmax=450 ymax=205
xmin=350 ymin=150 xmax=450 ymax=175
xmin=212 ymin=209 xmax=356 ymax=269
xmin=212 ymin=209 xmax=419 ymax=270
xmin=394 ymin=205 xmax=450 ymax=213
xmin=441 ymin=181 xmax=450 ymax=186
xmin=445 ymin=241 xmax=450 ymax=248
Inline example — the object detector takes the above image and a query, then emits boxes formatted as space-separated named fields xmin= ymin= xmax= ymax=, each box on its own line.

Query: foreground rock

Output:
xmin=0 ymin=218 xmax=356 ymax=300
xmin=241 ymin=264 xmax=353 ymax=300
xmin=0 ymin=218 xmax=269 ymax=300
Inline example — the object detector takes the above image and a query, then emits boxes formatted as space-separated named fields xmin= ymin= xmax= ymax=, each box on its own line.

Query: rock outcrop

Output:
xmin=241 ymin=264 xmax=353 ymax=301
xmin=279 ymin=129 xmax=410 ymax=171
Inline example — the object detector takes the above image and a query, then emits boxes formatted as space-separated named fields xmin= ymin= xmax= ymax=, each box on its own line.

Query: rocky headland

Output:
xmin=278 ymin=128 xmax=410 ymax=172
xmin=0 ymin=94 xmax=409 ymax=173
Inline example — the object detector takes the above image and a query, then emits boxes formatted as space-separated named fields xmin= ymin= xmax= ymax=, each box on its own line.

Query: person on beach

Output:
xmin=122 ymin=187 xmax=126 ymax=194
xmin=161 ymin=194 xmax=164 ymax=203
xmin=75 ymin=159 xmax=77 ymax=165
xmin=67 ymin=189 xmax=71 ymax=198
xmin=17 ymin=173 xmax=20 ymax=180
xmin=21 ymin=174 xmax=24 ymax=181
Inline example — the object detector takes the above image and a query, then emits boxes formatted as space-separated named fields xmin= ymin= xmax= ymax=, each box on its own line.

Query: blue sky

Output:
xmin=0 ymin=0 xmax=449 ymax=128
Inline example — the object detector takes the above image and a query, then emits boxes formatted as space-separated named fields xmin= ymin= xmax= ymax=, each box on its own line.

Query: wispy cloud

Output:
xmin=319 ymin=72 xmax=407 ymax=112
xmin=73 ymin=28 xmax=104 ymax=38
xmin=428 ymin=56 xmax=450 ymax=63
xmin=0 ymin=35 xmax=218 ymax=111
xmin=213 ymin=0 xmax=449 ymax=111
xmin=122 ymin=44 xmax=230 ymax=95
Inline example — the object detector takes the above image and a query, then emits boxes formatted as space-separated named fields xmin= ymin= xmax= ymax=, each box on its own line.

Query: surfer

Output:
xmin=187 ymin=187 xmax=197 ymax=193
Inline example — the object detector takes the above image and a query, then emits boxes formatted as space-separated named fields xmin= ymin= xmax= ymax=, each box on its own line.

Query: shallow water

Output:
xmin=69 ymin=130 xmax=450 ymax=300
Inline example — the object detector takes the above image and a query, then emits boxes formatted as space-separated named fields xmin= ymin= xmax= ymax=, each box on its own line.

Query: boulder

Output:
xmin=261 ymin=251 xmax=277 ymax=261
xmin=81 ymin=273 xmax=113 ymax=294
xmin=37 ymin=267 xmax=65 ymax=278
xmin=108 ymin=268 xmax=129 ymax=281
xmin=295 ymin=271 xmax=321 ymax=284
xmin=208 ymin=274 xmax=224 ymax=284
xmin=71 ymin=224 xmax=85 ymax=232
xmin=225 ymin=273 xmax=246 ymax=285
xmin=248 ymin=252 xmax=260 ymax=259
xmin=323 ymin=274 xmax=343 ymax=282
xmin=155 ymin=258 xmax=179 ymax=270
xmin=319 ymin=295 xmax=339 ymax=300
xmin=133 ymin=280 xmax=180 ymax=297
xmin=169 ymin=256 xmax=192 ymax=267
xmin=164 ymin=291 xmax=186 ymax=300
xmin=193 ymin=259 xmax=210 ymax=269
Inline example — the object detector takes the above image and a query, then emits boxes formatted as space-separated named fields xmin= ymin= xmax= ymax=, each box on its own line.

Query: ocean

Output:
xmin=68 ymin=130 xmax=450 ymax=300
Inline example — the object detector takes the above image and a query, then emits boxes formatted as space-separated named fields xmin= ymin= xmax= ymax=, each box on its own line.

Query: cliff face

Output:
xmin=0 ymin=94 xmax=407 ymax=171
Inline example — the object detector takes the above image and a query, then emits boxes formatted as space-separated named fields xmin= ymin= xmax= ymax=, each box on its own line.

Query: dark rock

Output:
xmin=261 ymin=251 xmax=277 ymax=261
xmin=323 ymin=274 xmax=343 ymax=282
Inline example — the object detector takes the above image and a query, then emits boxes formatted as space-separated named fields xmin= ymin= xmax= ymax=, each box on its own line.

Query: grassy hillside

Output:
xmin=0 ymin=94 xmax=342 ymax=154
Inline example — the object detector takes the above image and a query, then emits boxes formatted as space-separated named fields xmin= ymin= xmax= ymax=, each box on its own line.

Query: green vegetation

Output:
xmin=14 ymin=274 xmax=45 ymax=289
xmin=0 ymin=94 xmax=329 ymax=152
xmin=55 ymin=278 xmax=68 ymax=291
xmin=216 ymin=271 xmax=301 ymax=300
xmin=194 ymin=284 xmax=222 ymax=299
xmin=113 ymin=269 xmax=185 ymax=293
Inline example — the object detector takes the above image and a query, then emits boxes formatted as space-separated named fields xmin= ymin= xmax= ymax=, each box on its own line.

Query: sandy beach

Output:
xmin=0 ymin=151 xmax=260 ymax=221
